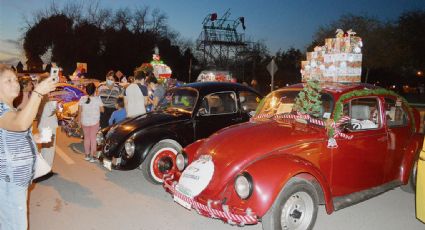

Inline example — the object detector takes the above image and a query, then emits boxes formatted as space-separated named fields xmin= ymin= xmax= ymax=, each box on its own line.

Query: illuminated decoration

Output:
xmin=301 ymin=29 xmax=363 ymax=83
xmin=135 ymin=63 xmax=153 ymax=75
xmin=196 ymin=70 xmax=232 ymax=82
xmin=135 ymin=48 xmax=172 ymax=79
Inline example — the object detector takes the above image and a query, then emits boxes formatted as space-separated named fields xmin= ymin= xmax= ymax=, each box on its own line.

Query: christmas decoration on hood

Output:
xmin=301 ymin=29 xmax=363 ymax=83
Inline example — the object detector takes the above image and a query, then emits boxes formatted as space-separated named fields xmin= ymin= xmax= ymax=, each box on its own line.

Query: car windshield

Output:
xmin=256 ymin=90 xmax=334 ymax=119
xmin=158 ymin=88 xmax=198 ymax=113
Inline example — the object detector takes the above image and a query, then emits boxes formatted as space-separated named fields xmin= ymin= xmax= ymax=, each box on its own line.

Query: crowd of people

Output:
xmin=74 ymin=69 xmax=166 ymax=165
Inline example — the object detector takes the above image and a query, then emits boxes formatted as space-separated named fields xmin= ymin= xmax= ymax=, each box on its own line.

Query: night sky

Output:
xmin=1 ymin=0 xmax=425 ymax=66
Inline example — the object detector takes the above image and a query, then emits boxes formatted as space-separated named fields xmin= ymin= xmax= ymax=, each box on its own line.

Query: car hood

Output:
xmin=193 ymin=119 xmax=327 ymax=197
xmin=104 ymin=110 xmax=191 ymax=146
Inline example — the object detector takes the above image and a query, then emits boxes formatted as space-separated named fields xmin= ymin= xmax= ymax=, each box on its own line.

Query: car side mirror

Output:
xmin=198 ymin=107 xmax=208 ymax=116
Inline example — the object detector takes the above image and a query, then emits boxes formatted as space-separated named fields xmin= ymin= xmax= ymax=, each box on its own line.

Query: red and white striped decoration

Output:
xmin=252 ymin=112 xmax=353 ymax=148
xmin=163 ymin=178 xmax=258 ymax=225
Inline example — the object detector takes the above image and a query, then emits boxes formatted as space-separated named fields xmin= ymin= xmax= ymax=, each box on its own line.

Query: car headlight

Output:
xmin=124 ymin=139 xmax=135 ymax=158
xmin=234 ymin=172 xmax=253 ymax=200
xmin=176 ymin=152 xmax=188 ymax=171
xmin=96 ymin=132 xmax=104 ymax=145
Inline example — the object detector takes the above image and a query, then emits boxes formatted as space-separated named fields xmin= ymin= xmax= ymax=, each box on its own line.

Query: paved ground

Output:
xmin=28 ymin=130 xmax=425 ymax=230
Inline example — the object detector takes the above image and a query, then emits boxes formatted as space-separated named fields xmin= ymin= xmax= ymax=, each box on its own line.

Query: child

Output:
xmin=78 ymin=83 xmax=104 ymax=162
xmin=109 ymin=97 xmax=126 ymax=125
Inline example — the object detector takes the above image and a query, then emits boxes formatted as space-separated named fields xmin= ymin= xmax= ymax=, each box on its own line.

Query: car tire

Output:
xmin=401 ymin=159 xmax=418 ymax=193
xmin=262 ymin=178 xmax=318 ymax=230
xmin=142 ymin=139 xmax=182 ymax=185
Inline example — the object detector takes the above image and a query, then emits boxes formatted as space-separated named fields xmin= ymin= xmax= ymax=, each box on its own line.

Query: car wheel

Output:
xmin=142 ymin=139 xmax=182 ymax=185
xmin=262 ymin=179 xmax=318 ymax=230
xmin=401 ymin=159 xmax=418 ymax=193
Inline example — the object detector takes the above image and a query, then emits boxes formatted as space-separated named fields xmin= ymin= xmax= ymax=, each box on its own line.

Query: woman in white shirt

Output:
xmin=78 ymin=83 xmax=104 ymax=162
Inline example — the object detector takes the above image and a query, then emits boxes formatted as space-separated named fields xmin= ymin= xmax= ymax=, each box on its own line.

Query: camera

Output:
xmin=50 ymin=67 xmax=60 ymax=83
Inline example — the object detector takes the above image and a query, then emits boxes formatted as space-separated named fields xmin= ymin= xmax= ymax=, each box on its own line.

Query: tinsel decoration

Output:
xmin=293 ymin=80 xmax=322 ymax=118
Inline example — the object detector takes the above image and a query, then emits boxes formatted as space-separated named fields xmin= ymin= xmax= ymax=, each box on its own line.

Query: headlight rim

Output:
xmin=96 ymin=132 xmax=105 ymax=145
xmin=176 ymin=152 xmax=188 ymax=172
xmin=124 ymin=138 xmax=135 ymax=158
xmin=234 ymin=172 xmax=253 ymax=200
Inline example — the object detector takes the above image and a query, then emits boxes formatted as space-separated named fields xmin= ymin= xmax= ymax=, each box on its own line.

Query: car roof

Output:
xmin=179 ymin=82 xmax=262 ymax=96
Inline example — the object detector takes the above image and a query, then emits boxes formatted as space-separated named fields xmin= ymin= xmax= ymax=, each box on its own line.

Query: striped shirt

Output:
xmin=0 ymin=102 xmax=36 ymax=187
xmin=97 ymin=83 xmax=122 ymax=108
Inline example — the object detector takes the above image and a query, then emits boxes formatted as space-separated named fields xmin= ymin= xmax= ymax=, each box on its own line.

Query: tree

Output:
xmin=22 ymin=2 xmax=197 ymax=79
xmin=396 ymin=10 xmax=425 ymax=85
xmin=308 ymin=10 xmax=425 ymax=86
xmin=293 ymin=80 xmax=322 ymax=117
xmin=132 ymin=6 xmax=150 ymax=33
xmin=274 ymin=48 xmax=303 ymax=85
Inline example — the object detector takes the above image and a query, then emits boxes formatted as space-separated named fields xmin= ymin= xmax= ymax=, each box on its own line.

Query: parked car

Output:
xmin=417 ymin=136 xmax=425 ymax=222
xmin=50 ymin=83 xmax=86 ymax=120
xmin=97 ymin=82 xmax=262 ymax=184
xmin=164 ymin=82 xmax=424 ymax=229
xmin=48 ymin=83 xmax=86 ymax=138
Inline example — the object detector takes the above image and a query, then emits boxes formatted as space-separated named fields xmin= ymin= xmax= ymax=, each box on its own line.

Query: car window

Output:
xmin=239 ymin=91 xmax=260 ymax=113
xmin=159 ymin=88 xmax=198 ymax=113
xmin=343 ymin=97 xmax=381 ymax=130
xmin=256 ymin=90 xmax=333 ymax=119
xmin=384 ymin=98 xmax=408 ymax=127
xmin=199 ymin=92 xmax=237 ymax=115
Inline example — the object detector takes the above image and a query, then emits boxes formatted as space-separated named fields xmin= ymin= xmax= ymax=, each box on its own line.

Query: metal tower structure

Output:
xmin=196 ymin=9 xmax=247 ymax=68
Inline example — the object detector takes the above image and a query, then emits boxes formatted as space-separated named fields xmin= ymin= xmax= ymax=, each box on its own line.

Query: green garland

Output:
xmin=332 ymin=88 xmax=415 ymax=136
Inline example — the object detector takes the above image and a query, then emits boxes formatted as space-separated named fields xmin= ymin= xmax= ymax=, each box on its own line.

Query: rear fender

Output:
xmin=401 ymin=133 xmax=424 ymax=183
xmin=411 ymin=108 xmax=421 ymax=133
xmin=225 ymin=154 xmax=333 ymax=217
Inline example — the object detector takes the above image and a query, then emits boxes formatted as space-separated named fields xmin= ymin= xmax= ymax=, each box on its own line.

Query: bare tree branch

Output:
xmin=112 ymin=7 xmax=132 ymax=30
xmin=132 ymin=6 xmax=150 ymax=33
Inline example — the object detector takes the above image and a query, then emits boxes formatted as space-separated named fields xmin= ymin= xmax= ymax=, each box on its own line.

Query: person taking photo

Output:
xmin=0 ymin=64 xmax=56 ymax=230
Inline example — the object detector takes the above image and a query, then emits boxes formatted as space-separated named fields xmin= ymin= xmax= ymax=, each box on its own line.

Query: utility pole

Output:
xmin=188 ymin=57 xmax=192 ymax=83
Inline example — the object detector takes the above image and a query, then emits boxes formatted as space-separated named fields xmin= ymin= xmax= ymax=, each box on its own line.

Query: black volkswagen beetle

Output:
xmin=97 ymin=82 xmax=262 ymax=184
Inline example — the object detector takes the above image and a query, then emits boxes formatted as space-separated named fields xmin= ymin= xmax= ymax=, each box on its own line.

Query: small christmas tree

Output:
xmin=294 ymin=80 xmax=322 ymax=117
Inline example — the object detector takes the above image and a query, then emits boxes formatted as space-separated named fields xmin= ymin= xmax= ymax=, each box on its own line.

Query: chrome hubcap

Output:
xmin=281 ymin=191 xmax=314 ymax=230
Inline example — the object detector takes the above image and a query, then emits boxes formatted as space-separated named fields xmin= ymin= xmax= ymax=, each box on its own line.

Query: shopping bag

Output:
xmin=33 ymin=153 xmax=52 ymax=179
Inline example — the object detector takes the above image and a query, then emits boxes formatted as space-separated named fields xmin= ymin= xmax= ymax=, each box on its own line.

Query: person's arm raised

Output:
xmin=0 ymin=76 xmax=56 ymax=131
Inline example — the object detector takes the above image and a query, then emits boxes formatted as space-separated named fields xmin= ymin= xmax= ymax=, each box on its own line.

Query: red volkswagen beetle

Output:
xmin=164 ymin=82 xmax=424 ymax=230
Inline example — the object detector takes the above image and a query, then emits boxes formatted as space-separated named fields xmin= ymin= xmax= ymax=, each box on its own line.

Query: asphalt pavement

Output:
xmin=28 ymin=130 xmax=425 ymax=230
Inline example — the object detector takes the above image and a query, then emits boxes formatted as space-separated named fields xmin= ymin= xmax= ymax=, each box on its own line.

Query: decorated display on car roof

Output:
xmin=135 ymin=46 xmax=173 ymax=79
xmin=301 ymin=29 xmax=363 ymax=83
xmin=133 ymin=47 xmax=181 ymax=89
xmin=255 ymin=29 xmax=412 ymax=148
xmin=196 ymin=70 xmax=233 ymax=82
xmin=151 ymin=46 xmax=172 ymax=79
